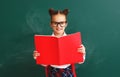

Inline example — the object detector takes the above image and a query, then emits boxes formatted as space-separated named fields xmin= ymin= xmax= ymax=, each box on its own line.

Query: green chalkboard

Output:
xmin=0 ymin=0 xmax=120 ymax=77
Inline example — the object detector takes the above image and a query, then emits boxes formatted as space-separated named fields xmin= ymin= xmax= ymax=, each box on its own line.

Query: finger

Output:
xmin=77 ymin=48 xmax=82 ymax=52
xmin=80 ymin=44 xmax=83 ymax=47
xmin=33 ymin=56 xmax=37 ymax=59
xmin=36 ymin=53 xmax=40 ymax=56
xmin=78 ymin=48 xmax=85 ymax=54
xmin=34 ymin=50 xmax=38 ymax=52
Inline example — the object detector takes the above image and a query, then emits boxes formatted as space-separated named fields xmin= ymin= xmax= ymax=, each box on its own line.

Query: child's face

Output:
xmin=50 ymin=14 xmax=67 ymax=35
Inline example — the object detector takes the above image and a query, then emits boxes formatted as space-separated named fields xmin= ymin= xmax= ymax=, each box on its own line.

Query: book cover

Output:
xmin=34 ymin=32 xmax=83 ymax=65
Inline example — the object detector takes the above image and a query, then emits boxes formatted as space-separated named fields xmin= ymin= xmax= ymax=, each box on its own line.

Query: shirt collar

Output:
xmin=52 ymin=32 xmax=67 ymax=36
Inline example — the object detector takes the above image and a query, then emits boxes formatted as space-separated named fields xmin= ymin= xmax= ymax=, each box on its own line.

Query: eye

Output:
xmin=54 ymin=22 xmax=58 ymax=25
xmin=60 ymin=22 xmax=64 ymax=24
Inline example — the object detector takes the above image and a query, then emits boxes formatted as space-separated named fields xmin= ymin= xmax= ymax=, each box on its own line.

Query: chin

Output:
xmin=56 ymin=30 xmax=64 ymax=34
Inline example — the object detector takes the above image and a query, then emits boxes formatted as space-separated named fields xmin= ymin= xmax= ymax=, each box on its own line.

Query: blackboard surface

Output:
xmin=0 ymin=0 xmax=120 ymax=77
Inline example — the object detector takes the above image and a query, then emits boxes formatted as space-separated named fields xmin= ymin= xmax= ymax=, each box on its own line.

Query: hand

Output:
xmin=33 ymin=51 xmax=47 ymax=67
xmin=77 ymin=44 xmax=86 ymax=54
xmin=77 ymin=44 xmax=86 ymax=64
xmin=33 ymin=50 xmax=40 ymax=59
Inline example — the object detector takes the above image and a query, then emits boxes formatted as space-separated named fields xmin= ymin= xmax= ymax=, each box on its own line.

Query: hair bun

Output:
xmin=62 ymin=9 xmax=69 ymax=15
xmin=48 ymin=8 xmax=69 ymax=16
xmin=49 ymin=8 xmax=55 ymax=15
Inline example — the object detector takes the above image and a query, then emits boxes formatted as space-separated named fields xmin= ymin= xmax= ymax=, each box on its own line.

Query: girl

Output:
xmin=33 ymin=8 xmax=86 ymax=77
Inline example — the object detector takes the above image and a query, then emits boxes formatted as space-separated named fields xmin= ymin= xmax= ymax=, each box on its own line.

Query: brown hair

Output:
xmin=49 ymin=8 xmax=69 ymax=19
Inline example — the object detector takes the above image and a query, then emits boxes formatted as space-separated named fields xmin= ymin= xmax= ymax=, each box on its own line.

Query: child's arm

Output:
xmin=77 ymin=44 xmax=86 ymax=64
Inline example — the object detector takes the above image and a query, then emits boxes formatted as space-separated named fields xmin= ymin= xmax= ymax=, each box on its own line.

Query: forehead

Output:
xmin=51 ymin=14 xmax=66 ymax=22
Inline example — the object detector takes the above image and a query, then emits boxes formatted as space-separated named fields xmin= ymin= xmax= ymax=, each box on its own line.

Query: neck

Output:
xmin=54 ymin=32 xmax=64 ymax=38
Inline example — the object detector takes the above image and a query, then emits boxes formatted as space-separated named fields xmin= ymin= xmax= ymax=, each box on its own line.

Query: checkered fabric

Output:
xmin=45 ymin=64 xmax=76 ymax=77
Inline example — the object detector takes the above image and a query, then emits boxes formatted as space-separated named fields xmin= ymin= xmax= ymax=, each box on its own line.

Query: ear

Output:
xmin=65 ymin=22 xmax=68 ymax=27
xmin=49 ymin=22 xmax=52 ymax=27
xmin=49 ymin=8 xmax=55 ymax=16
xmin=63 ymin=9 xmax=69 ymax=15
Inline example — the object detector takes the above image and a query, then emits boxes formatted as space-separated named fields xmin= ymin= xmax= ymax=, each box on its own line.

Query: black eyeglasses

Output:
xmin=51 ymin=21 xmax=67 ymax=27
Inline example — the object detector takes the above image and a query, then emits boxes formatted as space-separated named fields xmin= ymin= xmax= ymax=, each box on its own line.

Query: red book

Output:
xmin=34 ymin=32 xmax=83 ymax=65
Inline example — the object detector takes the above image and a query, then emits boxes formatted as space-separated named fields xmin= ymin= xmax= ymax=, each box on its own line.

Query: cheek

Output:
xmin=52 ymin=27 xmax=57 ymax=31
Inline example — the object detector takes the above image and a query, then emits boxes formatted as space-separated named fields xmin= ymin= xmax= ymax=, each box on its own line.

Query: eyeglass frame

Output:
xmin=51 ymin=21 xmax=67 ymax=27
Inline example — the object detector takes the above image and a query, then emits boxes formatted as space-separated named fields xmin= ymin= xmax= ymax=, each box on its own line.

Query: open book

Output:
xmin=34 ymin=32 xmax=83 ymax=65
